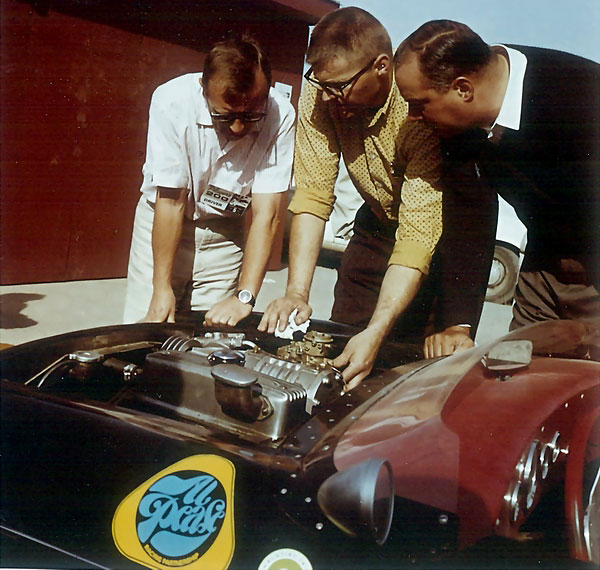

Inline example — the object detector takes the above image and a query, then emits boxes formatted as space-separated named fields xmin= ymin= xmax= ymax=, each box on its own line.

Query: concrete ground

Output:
xmin=0 ymin=266 xmax=512 ymax=347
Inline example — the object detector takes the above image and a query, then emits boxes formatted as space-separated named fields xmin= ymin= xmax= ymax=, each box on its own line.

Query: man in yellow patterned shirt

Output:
xmin=259 ymin=7 xmax=450 ymax=389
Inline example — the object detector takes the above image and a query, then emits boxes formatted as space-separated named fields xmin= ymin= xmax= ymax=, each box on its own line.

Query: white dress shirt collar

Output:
xmin=492 ymin=45 xmax=528 ymax=132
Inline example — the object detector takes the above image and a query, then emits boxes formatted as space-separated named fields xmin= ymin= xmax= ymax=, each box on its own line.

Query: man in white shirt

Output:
xmin=124 ymin=37 xmax=295 ymax=325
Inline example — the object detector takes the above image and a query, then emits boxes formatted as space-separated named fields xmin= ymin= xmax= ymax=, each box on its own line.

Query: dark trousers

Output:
xmin=511 ymin=259 xmax=600 ymax=329
xmin=330 ymin=204 xmax=438 ymax=343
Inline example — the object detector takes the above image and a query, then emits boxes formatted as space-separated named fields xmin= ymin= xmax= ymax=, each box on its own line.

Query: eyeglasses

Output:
xmin=209 ymin=111 xmax=267 ymax=124
xmin=304 ymin=57 xmax=376 ymax=98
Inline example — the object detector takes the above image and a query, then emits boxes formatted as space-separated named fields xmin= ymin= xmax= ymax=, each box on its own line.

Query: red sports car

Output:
xmin=1 ymin=315 xmax=598 ymax=569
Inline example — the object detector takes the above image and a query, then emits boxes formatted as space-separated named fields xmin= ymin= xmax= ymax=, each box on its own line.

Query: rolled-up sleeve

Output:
xmin=390 ymin=122 xmax=443 ymax=274
xmin=288 ymin=83 xmax=339 ymax=220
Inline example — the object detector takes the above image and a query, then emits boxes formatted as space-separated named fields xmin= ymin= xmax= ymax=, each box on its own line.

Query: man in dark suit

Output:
xmin=394 ymin=20 xmax=600 ymax=357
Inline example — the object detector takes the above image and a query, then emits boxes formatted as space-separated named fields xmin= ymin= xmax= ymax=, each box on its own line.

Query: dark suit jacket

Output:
xmin=436 ymin=46 xmax=600 ymax=334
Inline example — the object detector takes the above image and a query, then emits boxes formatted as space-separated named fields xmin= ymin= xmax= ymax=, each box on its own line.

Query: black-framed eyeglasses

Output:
xmin=304 ymin=57 xmax=376 ymax=98
xmin=209 ymin=110 xmax=267 ymax=125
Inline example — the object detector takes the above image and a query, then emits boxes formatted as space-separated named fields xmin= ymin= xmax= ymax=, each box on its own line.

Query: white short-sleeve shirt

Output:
xmin=140 ymin=73 xmax=295 ymax=220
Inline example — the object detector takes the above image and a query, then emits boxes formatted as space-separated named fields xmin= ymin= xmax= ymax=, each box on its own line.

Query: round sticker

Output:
xmin=258 ymin=548 xmax=313 ymax=570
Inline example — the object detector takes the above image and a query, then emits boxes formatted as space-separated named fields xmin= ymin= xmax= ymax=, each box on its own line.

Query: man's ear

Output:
xmin=374 ymin=54 xmax=391 ymax=76
xmin=453 ymin=77 xmax=474 ymax=102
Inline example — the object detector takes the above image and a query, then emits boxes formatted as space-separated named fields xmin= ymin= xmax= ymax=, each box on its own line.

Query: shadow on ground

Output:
xmin=0 ymin=293 xmax=45 ymax=329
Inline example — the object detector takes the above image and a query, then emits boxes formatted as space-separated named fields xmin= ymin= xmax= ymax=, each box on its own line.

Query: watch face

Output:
xmin=237 ymin=289 xmax=254 ymax=305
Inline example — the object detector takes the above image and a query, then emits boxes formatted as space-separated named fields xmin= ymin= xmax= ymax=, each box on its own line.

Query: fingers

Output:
xmin=340 ymin=358 xmax=368 ymax=384
xmin=256 ymin=301 xmax=280 ymax=332
xmin=277 ymin=306 xmax=295 ymax=332
xmin=424 ymin=336 xmax=435 ymax=359
xmin=294 ymin=305 xmax=312 ymax=326
xmin=204 ymin=315 xmax=235 ymax=327
xmin=204 ymin=300 xmax=251 ymax=327
xmin=256 ymin=313 xmax=268 ymax=331
xmin=203 ymin=305 xmax=225 ymax=327
xmin=426 ymin=336 xmax=451 ymax=359
xmin=258 ymin=297 xmax=311 ymax=333
xmin=423 ymin=330 xmax=474 ymax=358
xmin=332 ymin=350 xmax=349 ymax=370
xmin=203 ymin=305 xmax=216 ymax=326
xmin=424 ymin=335 xmax=448 ymax=359
xmin=332 ymin=346 xmax=372 ymax=393
xmin=145 ymin=289 xmax=176 ymax=324
xmin=343 ymin=369 xmax=370 ymax=392
xmin=258 ymin=302 xmax=291 ymax=333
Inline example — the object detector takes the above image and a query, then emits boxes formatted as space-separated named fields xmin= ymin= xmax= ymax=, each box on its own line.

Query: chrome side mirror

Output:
xmin=485 ymin=340 xmax=533 ymax=378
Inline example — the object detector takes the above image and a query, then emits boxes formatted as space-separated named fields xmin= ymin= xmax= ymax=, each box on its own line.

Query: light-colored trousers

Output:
xmin=123 ymin=197 xmax=244 ymax=323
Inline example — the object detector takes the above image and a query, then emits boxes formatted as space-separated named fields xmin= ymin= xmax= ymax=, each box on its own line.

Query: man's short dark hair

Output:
xmin=307 ymin=7 xmax=392 ymax=70
xmin=394 ymin=20 xmax=492 ymax=92
xmin=202 ymin=36 xmax=271 ymax=103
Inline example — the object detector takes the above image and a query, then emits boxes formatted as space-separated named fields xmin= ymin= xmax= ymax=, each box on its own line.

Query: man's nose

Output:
xmin=229 ymin=119 xmax=246 ymax=135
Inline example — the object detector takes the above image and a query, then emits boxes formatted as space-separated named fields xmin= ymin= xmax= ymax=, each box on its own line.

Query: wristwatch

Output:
xmin=236 ymin=289 xmax=256 ymax=307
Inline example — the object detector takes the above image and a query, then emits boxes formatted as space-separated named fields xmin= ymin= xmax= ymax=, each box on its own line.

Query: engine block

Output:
xmin=139 ymin=333 xmax=344 ymax=442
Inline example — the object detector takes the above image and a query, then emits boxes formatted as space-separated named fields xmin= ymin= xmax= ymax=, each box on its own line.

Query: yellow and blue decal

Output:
xmin=112 ymin=455 xmax=235 ymax=570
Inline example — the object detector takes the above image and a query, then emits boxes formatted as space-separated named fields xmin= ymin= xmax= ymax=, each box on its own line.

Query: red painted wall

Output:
xmin=1 ymin=0 xmax=335 ymax=284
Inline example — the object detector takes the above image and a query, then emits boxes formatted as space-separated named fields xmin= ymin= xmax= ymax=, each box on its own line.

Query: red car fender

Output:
xmin=564 ymin=405 xmax=600 ymax=562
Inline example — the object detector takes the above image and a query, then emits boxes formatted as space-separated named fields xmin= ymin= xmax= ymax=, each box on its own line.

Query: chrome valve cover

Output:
xmin=138 ymin=334 xmax=343 ymax=442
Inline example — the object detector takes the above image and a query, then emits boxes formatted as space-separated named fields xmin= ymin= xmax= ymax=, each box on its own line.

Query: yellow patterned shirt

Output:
xmin=289 ymin=79 xmax=442 ymax=274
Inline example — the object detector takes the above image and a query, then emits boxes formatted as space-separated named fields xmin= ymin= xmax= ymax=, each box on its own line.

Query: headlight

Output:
xmin=317 ymin=458 xmax=394 ymax=545
xmin=503 ymin=431 xmax=562 ymax=528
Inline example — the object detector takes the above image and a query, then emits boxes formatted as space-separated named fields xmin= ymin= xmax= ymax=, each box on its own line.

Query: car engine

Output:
xmin=26 ymin=331 xmax=345 ymax=442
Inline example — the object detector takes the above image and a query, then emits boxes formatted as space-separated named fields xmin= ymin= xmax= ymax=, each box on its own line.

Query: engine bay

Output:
xmin=23 ymin=330 xmax=346 ymax=442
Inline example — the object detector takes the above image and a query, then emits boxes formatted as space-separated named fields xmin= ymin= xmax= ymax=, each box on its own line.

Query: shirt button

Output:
xmin=370 ymin=153 xmax=375 ymax=159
